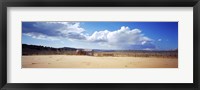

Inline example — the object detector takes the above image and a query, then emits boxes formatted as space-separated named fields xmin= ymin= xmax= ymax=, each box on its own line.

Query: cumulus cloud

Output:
xmin=87 ymin=26 xmax=155 ymax=50
xmin=22 ymin=22 xmax=86 ymax=40
xmin=87 ymin=30 xmax=109 ymax=42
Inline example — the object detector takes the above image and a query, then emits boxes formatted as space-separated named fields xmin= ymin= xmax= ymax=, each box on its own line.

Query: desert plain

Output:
xmin=22 ymin=55 xmax=178 ymax=68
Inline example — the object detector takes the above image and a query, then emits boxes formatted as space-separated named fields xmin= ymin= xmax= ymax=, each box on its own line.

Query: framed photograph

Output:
xmin=0 ymin=0 xmax=199 ymax=90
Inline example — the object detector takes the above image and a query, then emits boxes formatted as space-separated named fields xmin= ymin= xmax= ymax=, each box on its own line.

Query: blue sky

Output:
xmin=22 ymin=22 xmax=178 ymax=50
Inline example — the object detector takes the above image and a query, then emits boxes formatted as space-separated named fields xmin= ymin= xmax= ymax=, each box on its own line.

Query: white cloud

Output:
xmin=158 ymin=39 xmax=162 ymax=41
xmin=57 ymin=22 xmax=85 ymax=34
xmin=87 ymin=26 xmax=155 ymax=50
xmin=87 ymin=30 xmax=109 ymax=42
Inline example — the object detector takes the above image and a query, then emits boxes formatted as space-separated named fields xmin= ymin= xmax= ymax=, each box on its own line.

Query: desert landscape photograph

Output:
xmin=22 ymin=22 xmax=178 ymax=68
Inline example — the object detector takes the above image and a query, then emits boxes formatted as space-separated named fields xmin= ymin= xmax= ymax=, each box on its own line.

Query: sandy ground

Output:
xmin=22 ymin=55 xmax=178 ymax=68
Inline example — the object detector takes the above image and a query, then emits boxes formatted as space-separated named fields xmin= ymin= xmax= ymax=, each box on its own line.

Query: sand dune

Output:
xmin=22 ymin=55 xmax=178 ymax=68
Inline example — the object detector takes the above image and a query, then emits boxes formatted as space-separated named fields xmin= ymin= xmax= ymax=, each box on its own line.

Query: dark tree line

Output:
xmin=22 ymin=44 xmax=77 ymax=55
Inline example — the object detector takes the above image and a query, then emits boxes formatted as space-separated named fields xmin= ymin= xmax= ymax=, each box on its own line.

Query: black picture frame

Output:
xmin=0 ymin=0 xmax=199 ymax=90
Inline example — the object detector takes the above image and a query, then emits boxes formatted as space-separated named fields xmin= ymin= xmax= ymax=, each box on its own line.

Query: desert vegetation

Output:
xmin=94 ymin=51 xmax=177 ymax=58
